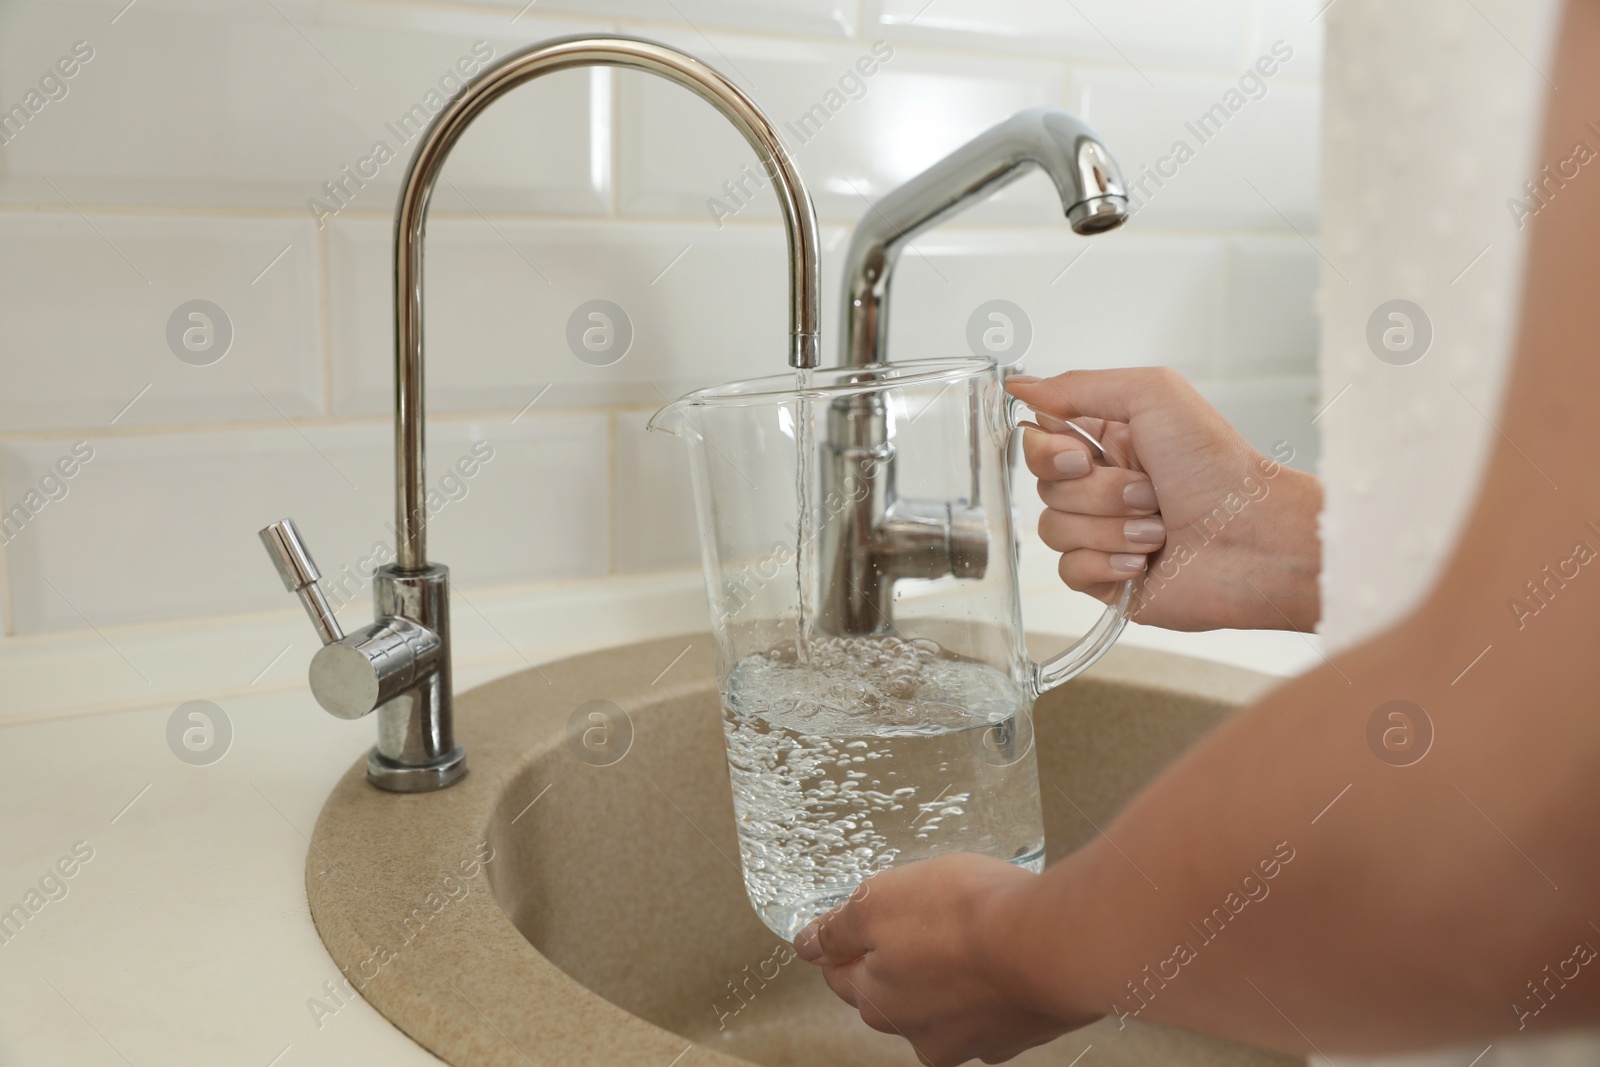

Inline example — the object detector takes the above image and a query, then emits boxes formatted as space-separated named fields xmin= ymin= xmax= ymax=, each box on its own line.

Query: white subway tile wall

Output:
xmin=325 ymin=216 xmax=852 ymax=414
xmin=882 ymin=229 xmax=1228 ymax=377
xmin=0 ymin=0 xmax=1322 ymax=636
xmin=615 ymin=31 xmax=1069 ymax=223
xmin=866 ymin=0 xmax=1252 ymax=70
xmin=0 ymin=213 xmax=324 ymax=431
xmin=0 ymin=2 xmax=612 ymax=212
xmin=2 ymin=416 xmax=610 ymax=632
xmin=1068 ymin=65 xmax=1321 ymax=231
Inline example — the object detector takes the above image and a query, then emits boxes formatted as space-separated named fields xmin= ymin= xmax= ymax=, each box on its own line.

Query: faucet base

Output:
xmin=366 ymin=745 xmax=467 ymax=793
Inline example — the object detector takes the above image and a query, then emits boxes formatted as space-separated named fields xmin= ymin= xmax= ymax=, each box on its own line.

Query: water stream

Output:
xmin=792 ymin=368 xmax=816 ymax=663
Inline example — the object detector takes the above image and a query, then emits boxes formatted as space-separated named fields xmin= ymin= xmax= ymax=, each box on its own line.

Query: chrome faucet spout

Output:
xmin=841 ymin=107 xmax=1127 ymax=367
xmin=820 ymin=108 xmax=1127 ymax=635
xmin=261 ymin=35 xmax=821 ymax=792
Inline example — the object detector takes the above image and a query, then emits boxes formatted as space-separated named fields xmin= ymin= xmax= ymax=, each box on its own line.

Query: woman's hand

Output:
xmin=794 ymin=854 xmax=1094 ymax=1066
xmin=1007 ymin=368 xmax=1321 ymax=632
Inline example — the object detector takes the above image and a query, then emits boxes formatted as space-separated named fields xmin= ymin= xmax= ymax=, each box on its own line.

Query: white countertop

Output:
xmin=0 ymin=561 xmax=1321 ymax=1065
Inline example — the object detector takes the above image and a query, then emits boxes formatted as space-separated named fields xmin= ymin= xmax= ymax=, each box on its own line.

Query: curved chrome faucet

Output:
xmin=842 ymin=107 xmax=1126 ymax=367
xmin=820 ymin=108 xmax=1127 ymax=635
xmin=260 ymin=35 xmax=822 ymax=792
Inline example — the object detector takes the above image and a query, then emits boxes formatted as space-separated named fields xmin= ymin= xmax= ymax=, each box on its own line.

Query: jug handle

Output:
xmin=1005 ymin=396 xmax=1134 ymax=696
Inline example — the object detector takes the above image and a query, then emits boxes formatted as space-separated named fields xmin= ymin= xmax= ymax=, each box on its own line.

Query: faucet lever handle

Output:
xmin=259 ymin=518 xmax=344 ymax=646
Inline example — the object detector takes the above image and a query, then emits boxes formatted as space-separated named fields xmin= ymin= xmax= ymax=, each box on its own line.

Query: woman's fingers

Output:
xmin=1038 ymin=510 xmax=1166 ymax=556
xmin=795 ymin=887 xmax=873 ymax=966
xmin=1025 ymin=416 xmax=1164 ymax=598
xmin=1036 ymin=469 xmax=1158 ymax=516
xmin=1011 ymin=422 xmax=1113 ymax=479
xmin=1025 ymin=440 xmax=1093 ymax=479
xmin=1021 ymin=426 xmax=1094 ymax=481
xmin=1007 ymin=367 xmax=1182 ymax=424
xmin=1057 ymin=548 xmax=1148 ymax=593
xmin=820 ymin=961 xmax=864 ymax=1008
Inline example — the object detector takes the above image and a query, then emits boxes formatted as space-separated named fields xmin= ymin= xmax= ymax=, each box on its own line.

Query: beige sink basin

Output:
xmin=307 ymin=633 xmax=1299 ymax=1067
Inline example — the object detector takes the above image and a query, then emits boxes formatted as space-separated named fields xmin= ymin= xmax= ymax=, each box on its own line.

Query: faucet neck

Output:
xmin=392 ymin=35 xmax=821 ymax=569
xmin=840 ymin=107 xmax=1127 ymax=367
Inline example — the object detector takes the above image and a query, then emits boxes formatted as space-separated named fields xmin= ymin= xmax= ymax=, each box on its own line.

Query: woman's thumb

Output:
xmin=1005 ymin=369 xmax=1149 ymax=425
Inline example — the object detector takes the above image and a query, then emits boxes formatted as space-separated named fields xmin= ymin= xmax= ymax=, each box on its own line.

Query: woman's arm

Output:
xmin=798 ymin=2 xmax=1600 ymax=1059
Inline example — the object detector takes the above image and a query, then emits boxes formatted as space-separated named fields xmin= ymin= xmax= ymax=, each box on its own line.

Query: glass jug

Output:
xmin=649 ymin=356 xmax=1130 ymax=939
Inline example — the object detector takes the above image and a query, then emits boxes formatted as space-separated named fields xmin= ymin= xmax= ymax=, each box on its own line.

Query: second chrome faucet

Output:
xmin=818 ymin=108 xmax=1131 ymax=635
xmin=261 ymin=35 xmax=821 ymax=792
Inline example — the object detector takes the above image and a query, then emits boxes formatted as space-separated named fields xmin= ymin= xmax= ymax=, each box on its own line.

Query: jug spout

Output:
xmin=645 ymin=398 xmax=696 ymax=439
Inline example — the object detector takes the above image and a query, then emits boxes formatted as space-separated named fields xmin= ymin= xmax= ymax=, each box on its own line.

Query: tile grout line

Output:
xmin=1213 ymin=238 xmax=1234 ymax=379
xmin=0 ymin=360 xmax=1315 ymax=444
xmin=593 ymin=6 xmax=1293 ymax=78
xmin=0 ymin=453 xmax=13 ymax=637
xmin=608 ymin=52 xmax=622 ymax=219
xmin=0 ymin=362 xmax=1314 ymax=450
xmin=316 ymin=219 xmax=336 ymax=420
xmin=0 ymin=201 xmax=1310 ymax=243
xmin=607 ymin=413 xmax=619 ymax=576
xmin=1242 ymin=0 xmax=1264 ymax=69
xmin=0 ymin=403 xmax=660 ymax=444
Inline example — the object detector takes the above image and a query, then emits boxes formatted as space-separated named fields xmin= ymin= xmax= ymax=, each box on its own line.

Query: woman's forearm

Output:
xmin=984 ymin=598 xmax=1600 ymax=1054
xmin=1233 ymin=464 xmax=1322 ymax=632
xmin=799 ymin=7 xmax=1600 ymax=1059
xmin=987 ymin=3 xmax=1600 ymax=1045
